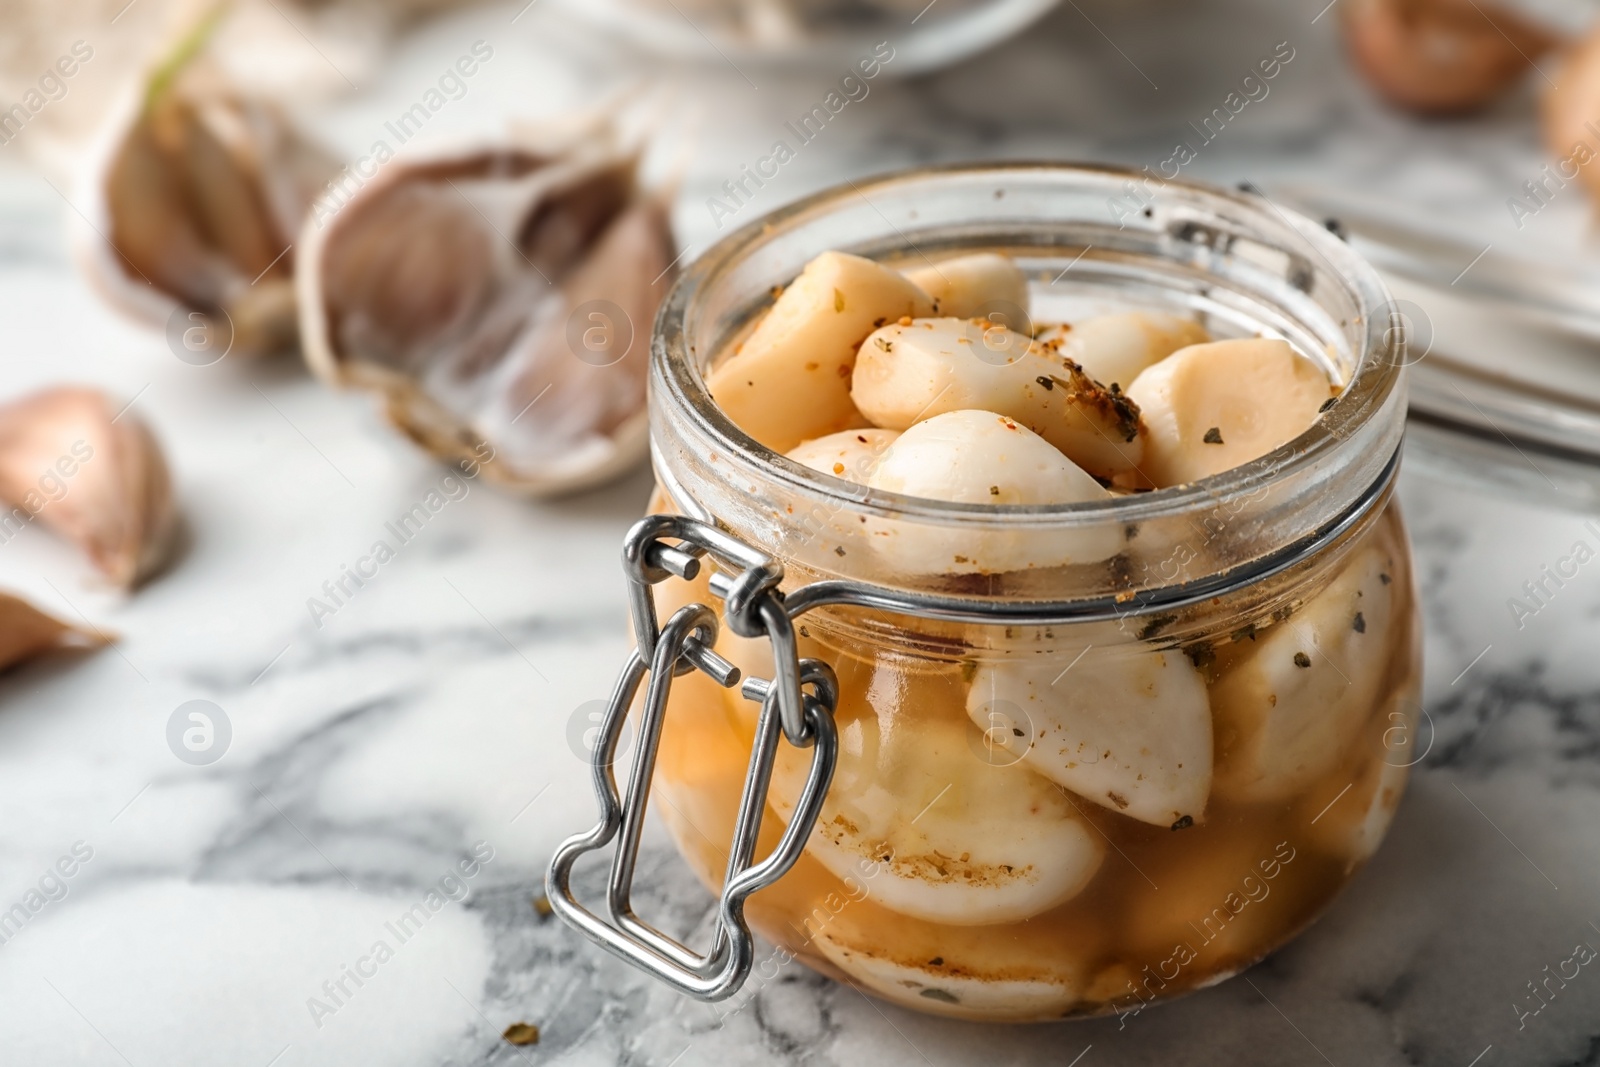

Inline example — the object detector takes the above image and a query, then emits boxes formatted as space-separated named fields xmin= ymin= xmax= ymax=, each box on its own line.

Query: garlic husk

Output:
xmin=0 ymin=592 xmax=109 ymax=673
xmin=1342 ymin=0 xmax=1560 ymax=116
xmin=297 ymin=122 xmax=677 ymax=496
xmin=76 ymin=20 xmax=338 ymax=359
xmin=0 ymin=387 xmax=178 ymax=589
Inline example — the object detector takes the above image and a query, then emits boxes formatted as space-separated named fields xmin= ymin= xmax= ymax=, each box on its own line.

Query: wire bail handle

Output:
xmin=544 ymin=514 xmax=839 ymax=1001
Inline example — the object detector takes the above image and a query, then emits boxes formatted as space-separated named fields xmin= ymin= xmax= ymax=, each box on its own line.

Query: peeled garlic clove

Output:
xmin=968 ymin=648 xmax=1212 ymax=828
xmin=786 ymin=428 xmax=899 ymax=485
xmin=1212 ymin=544 xmax=1398 ymax=803
xmin=851 ymin=318 xmax=1145 ymax=484
xmin=299 ymin=120 xmax=675 ymax=496
xmin=769 ymin=660 xmax=1104 ymax=926
xmin=1343 ymin=0 xmax=1559 ymax=116
xmin=1126 ymin=338 xmax=1333 ymax=488
xmin=78 ymin=34 xmax=337 ymax=357
xmin=1302 ymin=724 xmax=1413 ymax=865
xmin=0 ymin=387 xmax=177 ymax=589
xmin=865 ymin=410 xmax=1122 ymax=575
xmin=903 ymin=253 xmax=1029 ymax=319
xmin=0 ymin=592 xmax=109 ymax=672
xmin=811 ymin=916 xmax=1094 ymax=1019
xmin=707 ymin=251 xmax=934 ymax=454
xmin=1035 ymin=311 xmax=1209 ymax=391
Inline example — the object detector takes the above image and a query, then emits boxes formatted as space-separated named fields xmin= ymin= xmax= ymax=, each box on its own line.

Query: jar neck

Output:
xmin=650 ymin=163 xmax=1405 ymax=612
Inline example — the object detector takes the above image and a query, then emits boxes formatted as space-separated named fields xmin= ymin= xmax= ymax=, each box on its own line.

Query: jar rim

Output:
xmin=652 ymin=160 xmax=1402 ymax=530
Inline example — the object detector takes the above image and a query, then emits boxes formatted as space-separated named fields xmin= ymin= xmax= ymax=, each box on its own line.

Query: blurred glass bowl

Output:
xmin=546 ymin=0 xmax=1063 ymax=74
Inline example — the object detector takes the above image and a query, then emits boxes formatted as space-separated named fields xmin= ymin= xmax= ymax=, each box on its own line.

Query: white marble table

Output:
xmin=2 ymin=1 xmax=1599 ymax=1063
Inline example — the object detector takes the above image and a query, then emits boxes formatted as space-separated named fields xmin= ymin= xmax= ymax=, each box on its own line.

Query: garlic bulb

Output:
xmin=0 ymin=387 xmax=177 ymax=589
xmin=77 ymin=30 xmax=338 ymax=360
xmin=1342 ymin=0 xmax=1559 ymax=116
xmin=298 ymin=122 xmax=676 ymax=495
xmin=0 ymin=592 xmax=109 ymax=673
xmin=1544 ymin=23 xmax=1600 ymax=204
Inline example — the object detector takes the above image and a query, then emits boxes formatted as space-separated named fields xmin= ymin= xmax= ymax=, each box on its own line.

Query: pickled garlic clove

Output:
xmin=1343 ymin=0 xmax=1560 ymax=116
xmin=1211 ymin=544 xmax=1398 ymax=803
xmin=1125 ymin=338 xmax=1333 ymax=488
xmin=1034 ymin=311 xmax=1210 ymax=392
xmin=786 ymin=428 xmax=900 ymax=485
xmin=851 ymin=318 xmax=1146 ymax=485
xmin=966 ymin=648 xmax=1212 ymax=828
xmin=79 ymin=33 xmax=337 ymax=357
xmin=1117 ymin=831 xmax=1307 ymax=979
xmin=863 ymin=410 xmax=1122 ymax=575
xmin=299 ymin=120 xmax=675 ymax=496
xmin=1301 ymin=687 xmax=1418 ymax=865
xmin=707 ymin=251 xmax=934 ymax=454
xmin=0 ymin=387 xmax=177 ymax=589
xmin=903 ymin=253 xmax=1028 ymax=320
xmin=769 ymin=660 xmax=1105 ymax=926
xmin=0 ymin=592 xmax=110 ymax=672
xmin=810 ymin=917 xmax=1095 ymax=1019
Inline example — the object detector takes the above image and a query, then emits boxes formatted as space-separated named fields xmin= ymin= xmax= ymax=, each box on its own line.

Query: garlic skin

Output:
xmin=967 ymin=648 xmax=1213 ymax=828
xmin=1342 ymin=0 xmax=1559 ymax=116
xmin=851 ymin=318 xmax=1146 ymax=485
xmin=298 ymin=122 xmax=676 ymax=496
xmin=864 ymin=410 xmax=1122 ymax=575
xmin=904 ymin=253 xmax=1029 ymax=320
xmin=1126 ymin=338 xmax=1333 ymax=488
xmin=0 ymin=387 xmax=177 ymax=589
xmin=1545 ymin=24 xmax=1600 ymax=203
xmin=1035 ymin=312 xmax=1209 ymax=392
xmin=77 ymin=38 xmax=337 ymax=358
xmin=0 ymin=592 xmax=109 ymax=673
xmin=708 ymin=251 xmax=934 ymax=454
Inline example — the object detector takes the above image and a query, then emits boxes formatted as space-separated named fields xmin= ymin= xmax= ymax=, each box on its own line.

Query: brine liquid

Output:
xmin=648 ymin=505 xmax=1421 ymax=1021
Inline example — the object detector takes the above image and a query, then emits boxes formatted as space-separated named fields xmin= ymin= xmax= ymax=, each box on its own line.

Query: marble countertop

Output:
xmin=2 ymin=0 xmax=1600 ymax=1063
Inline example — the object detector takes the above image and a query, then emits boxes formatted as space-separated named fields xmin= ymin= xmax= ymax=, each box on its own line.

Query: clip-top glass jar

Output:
xmin=547 ymin=162 xmax=1422 ymax=1022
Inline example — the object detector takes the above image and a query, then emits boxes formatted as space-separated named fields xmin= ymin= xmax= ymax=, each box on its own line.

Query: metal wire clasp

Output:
xmin=544 ymin=515 xmax=839 ymax=1001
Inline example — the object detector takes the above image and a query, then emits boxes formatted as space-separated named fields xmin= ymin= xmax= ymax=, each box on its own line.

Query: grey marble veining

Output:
xmin=0 ymin=0 xmax=1598 ymax=1063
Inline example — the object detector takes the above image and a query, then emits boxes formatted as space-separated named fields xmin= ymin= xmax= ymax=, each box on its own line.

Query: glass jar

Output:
xmin=549 ymin=162 xmax=1421 ymax=1022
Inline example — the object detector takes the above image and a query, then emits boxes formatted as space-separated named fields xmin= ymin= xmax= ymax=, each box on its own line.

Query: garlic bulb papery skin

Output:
xmin=297 ymin=126 xmax=677 ymax=496
xmin=75 ymin=29 xmax=338 ymax=360
xmin=0 ymin=387 xmax=178 ymax=590
xmin=0 ymin=592 xmax=110 ymax=673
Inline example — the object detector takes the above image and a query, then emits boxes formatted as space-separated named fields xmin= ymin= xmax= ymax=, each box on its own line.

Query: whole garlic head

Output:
xmin=77 ymin=24 xmax=338 ymax=358
xmin=297 ymin=122 xmax=676 ymax=496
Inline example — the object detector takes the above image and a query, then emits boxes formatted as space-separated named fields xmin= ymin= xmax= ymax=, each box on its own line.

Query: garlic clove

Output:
xmin=810 ymin=918 xmax=1092 ymax=1019
xmin=1211 ymin=543 xmax=1398 ymax=803
xmin=903 ymin=253 xmax=1029 ymax=320
xmin=0 ymin=387 xmax=177 ymax=589
xmin=785 ymin=428 xmax=899 ymax=485
xmin=967 ymin=648 xmax=1212 ymax=828
xmin=864 ymin=410 xmax=1122 ymax=575
xmin=1034 ymin=311 xmax=1209 ymax=392
xmin=78 ymin=30 xmax=337 ymax=358
xmin=1126 ymin=338 xmax=1333 ymax=488
xmin=1342 ymin=0 xmax=1560 ymax=116
xmin=1301 ymin=711 xmax=1413 ymax=865
xmin=851 ymin=318 xmax=1146 ymax=484
xmin=769 ymin=657 xmax=1105 ymax=926
xmin=0 ymin=592 xmax=109 ymax=673
xmin=1544 ymin=24 xmax=1600 ymax=203
xmin=298 ymin=121 xmax=675 ymax=496
xmin=707 ymin=251 xmax=935 ymax=454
